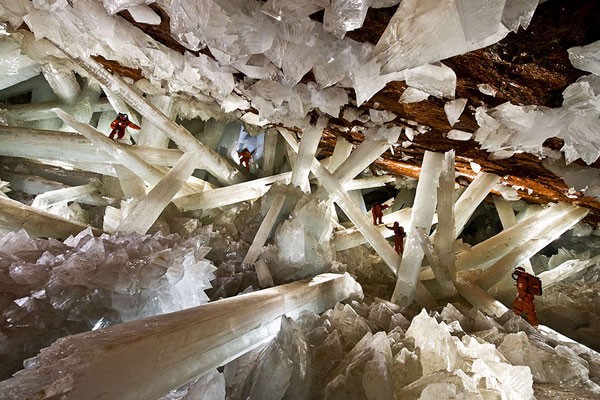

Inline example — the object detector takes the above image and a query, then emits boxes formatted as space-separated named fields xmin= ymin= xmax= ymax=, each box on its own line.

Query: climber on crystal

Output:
xmin=385 ymin=221 xmax=405 ymax=254
xmin=237 ymin=147 xmax=254 ymax=171
xmin=371 ymin=202 xmax=389 ymax=225
xmin=109 ymin=113 xmax=140 ymax=140
xmin=511 ymin=266 xmax=542 ymax=326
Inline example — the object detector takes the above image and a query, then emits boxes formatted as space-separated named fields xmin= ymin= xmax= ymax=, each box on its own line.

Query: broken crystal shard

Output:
xmin=126 ymin=5 xmax=161 ymax=25
xmin=323 ymin=0 xmax=370 ymax=39
xmin=568 ymin=40 xmax=600 ymax=75
xmin=477 ymin=83 xmax=497 ymax=96
xmin=374 ymin=0 xmax=516 ymax=74
xmin=261 ymin=0 xmax=328 ymax=22
xmin=444 ymin=98 xmax=467 ymax=127
xmin=454 ymin=0 xmax=504 ymax=43
xmin=502 ymin=0 xmax=539 ymax=32
xmin=399 ymin=87 xmax=430 ymax=103
xmin=406 ymin=309 xmax=465 ymax=375
xmin=404 ymin=63 xmax=456 ymax=99
xmin=446 ymin=129 xmax=472 ymax=141
xmin=0 ymin=35 xmax=40 ymax=91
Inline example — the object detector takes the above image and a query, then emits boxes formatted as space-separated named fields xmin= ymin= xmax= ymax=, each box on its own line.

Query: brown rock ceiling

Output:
xmin=40 ymin=0 xmax=600 ymax=224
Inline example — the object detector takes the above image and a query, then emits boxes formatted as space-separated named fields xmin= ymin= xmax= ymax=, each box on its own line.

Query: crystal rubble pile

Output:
xmin=0 ymin=273 xmax=363 ymax=400
xmin=224 ymin=301 xmax=600 ymax=400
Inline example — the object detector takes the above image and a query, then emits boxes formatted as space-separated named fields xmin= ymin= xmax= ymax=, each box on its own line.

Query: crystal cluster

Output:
xmin=224 ymin=300 xmax=600 ymax=399
xmin=0 ymin=227 xmax=217 ymax=380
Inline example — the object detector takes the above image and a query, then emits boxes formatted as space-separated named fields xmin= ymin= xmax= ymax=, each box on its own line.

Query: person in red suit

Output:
xmin=109 ymin=113 xmax=140 ymax=140
xmin=237 ymin=148 xmax=254 ymax=171
xmin=371 ymin=202 xmax=389 ymax=225
xmin=385 ymin=222 xmax=405 ymax=254
xmin=512 ymin=266 xmax=541 ymax=326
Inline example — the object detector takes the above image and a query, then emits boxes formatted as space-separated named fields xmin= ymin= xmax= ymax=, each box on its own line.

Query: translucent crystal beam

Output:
xmin=431 ymin=150 xmax=457 ymax=295
xmin=242 ymin=193 xmax=286 ymax=266
xmin=291 ymin=120 xmax=325 ymax=192
xmin=538 ymin=255 xmax=600 ymax=289
xmin=327 ymin=136 xmax=353 ymax=173
xmin=0 ymin=196 xmax=99 ymax=240
xmin=136 ymin=94 xmax=174 ymax=148
xmin=173 ymin=172 xmax=292 ymax=212
xmin=333 ymin=139 xmax=394 ymax=183
xmin=2 ymin=98 xmax=112 ymax=121
xmin=0 ymin=273 xmax=361 ymax=400
xmin=343 ymin=175 xmax=397 ymax=191
xmin=40 ymin=64 xmax=81 ymax=105
xmin=31 ymin=181 xmax=100 ymax=209
xmin=260 ymin=129 xmax=279 ymax=177
xmin=453 ymin=172 xmax=500 ymax=237
xmin=116 ymin=151 xmax=201 ymax=234
xmin=493 ymin=196 xmax=534 ymax=273
xmin=0 ymin=126 xmax=183 ymax=170
xmin=477 ymin=205 xmax=588 ymax=291
xmin=457 ymin=202 xmax=579 ymax=272
xmin=455 ymin=277 xmax=509 ymax=318
xmin=391 ymin=151 xmax=444 ymax=307
xmin=53 ymin=108 xmax=165 ymax=186
xmin=51 ymin=44 xmax=245 ymax=185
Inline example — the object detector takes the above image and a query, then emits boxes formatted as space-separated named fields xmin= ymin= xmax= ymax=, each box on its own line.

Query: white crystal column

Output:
xmin=113 ymin=165 xmax=147 ymax=198
xmin=391 ymin=151 xmax=444 ymax=307
xmin=538 ymin=255 xmax=600 ymax=289
xmin=327 ymin=136 xmax=353 ymax=173
xmin=254 ymin=258 xmax=275 ymax=288
xmin=56 ymin=47 xmax=244 ymax=185
xmin=116 ymin=151 xmax=201 ymax=234
xmin=457 ymin=202 xmax=578 ymax=272
xmin=0 ymin=196 xmax=99 ymax=240
xmin=0 ymin=273 xmax=362 ymax=400
xmin=0 ymin=126 xmax=183 ymax=169
xmin=453 ymin=172 xmax=500 ymax=237
xmin=291 ymin=121 xmax=325 ymax=192
xmin=455 ymin=276 xmax=509 ymax=318
xmin=343 ymin=175 xmax=396 ymax=191
xmin=332 ymin=139 xmax=390 ymax=183
xmin=54 ymin=108 xmax=166 ymax=186
xmin=243 ymin=193 xmax=286 ymax=266
xmin=260 ymin=129 xmax=279 ymax=177
xmin=278 ymin=128 xmax=400 ymax=275
xmin=432 ymin=151 xmax=457 ymax=295
xmin=41 ymin=64 xmax=81 ymax=105
xmin=173 ymin=172 xmax=292 ymax=212
xmin=349 ymin=190 xmax=367 ymax=213
xmin=4 ymin=98 xmax=113 ymax=122
xmin=137 ymin=94 xmax=174 ymax=148
xmin=493 ymin=196 xmax=534 ymax=274
xmin=31 ymin=182 xmax=100 ymax=209
xmin=477 ymin=205 xmax=588 ymax=291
